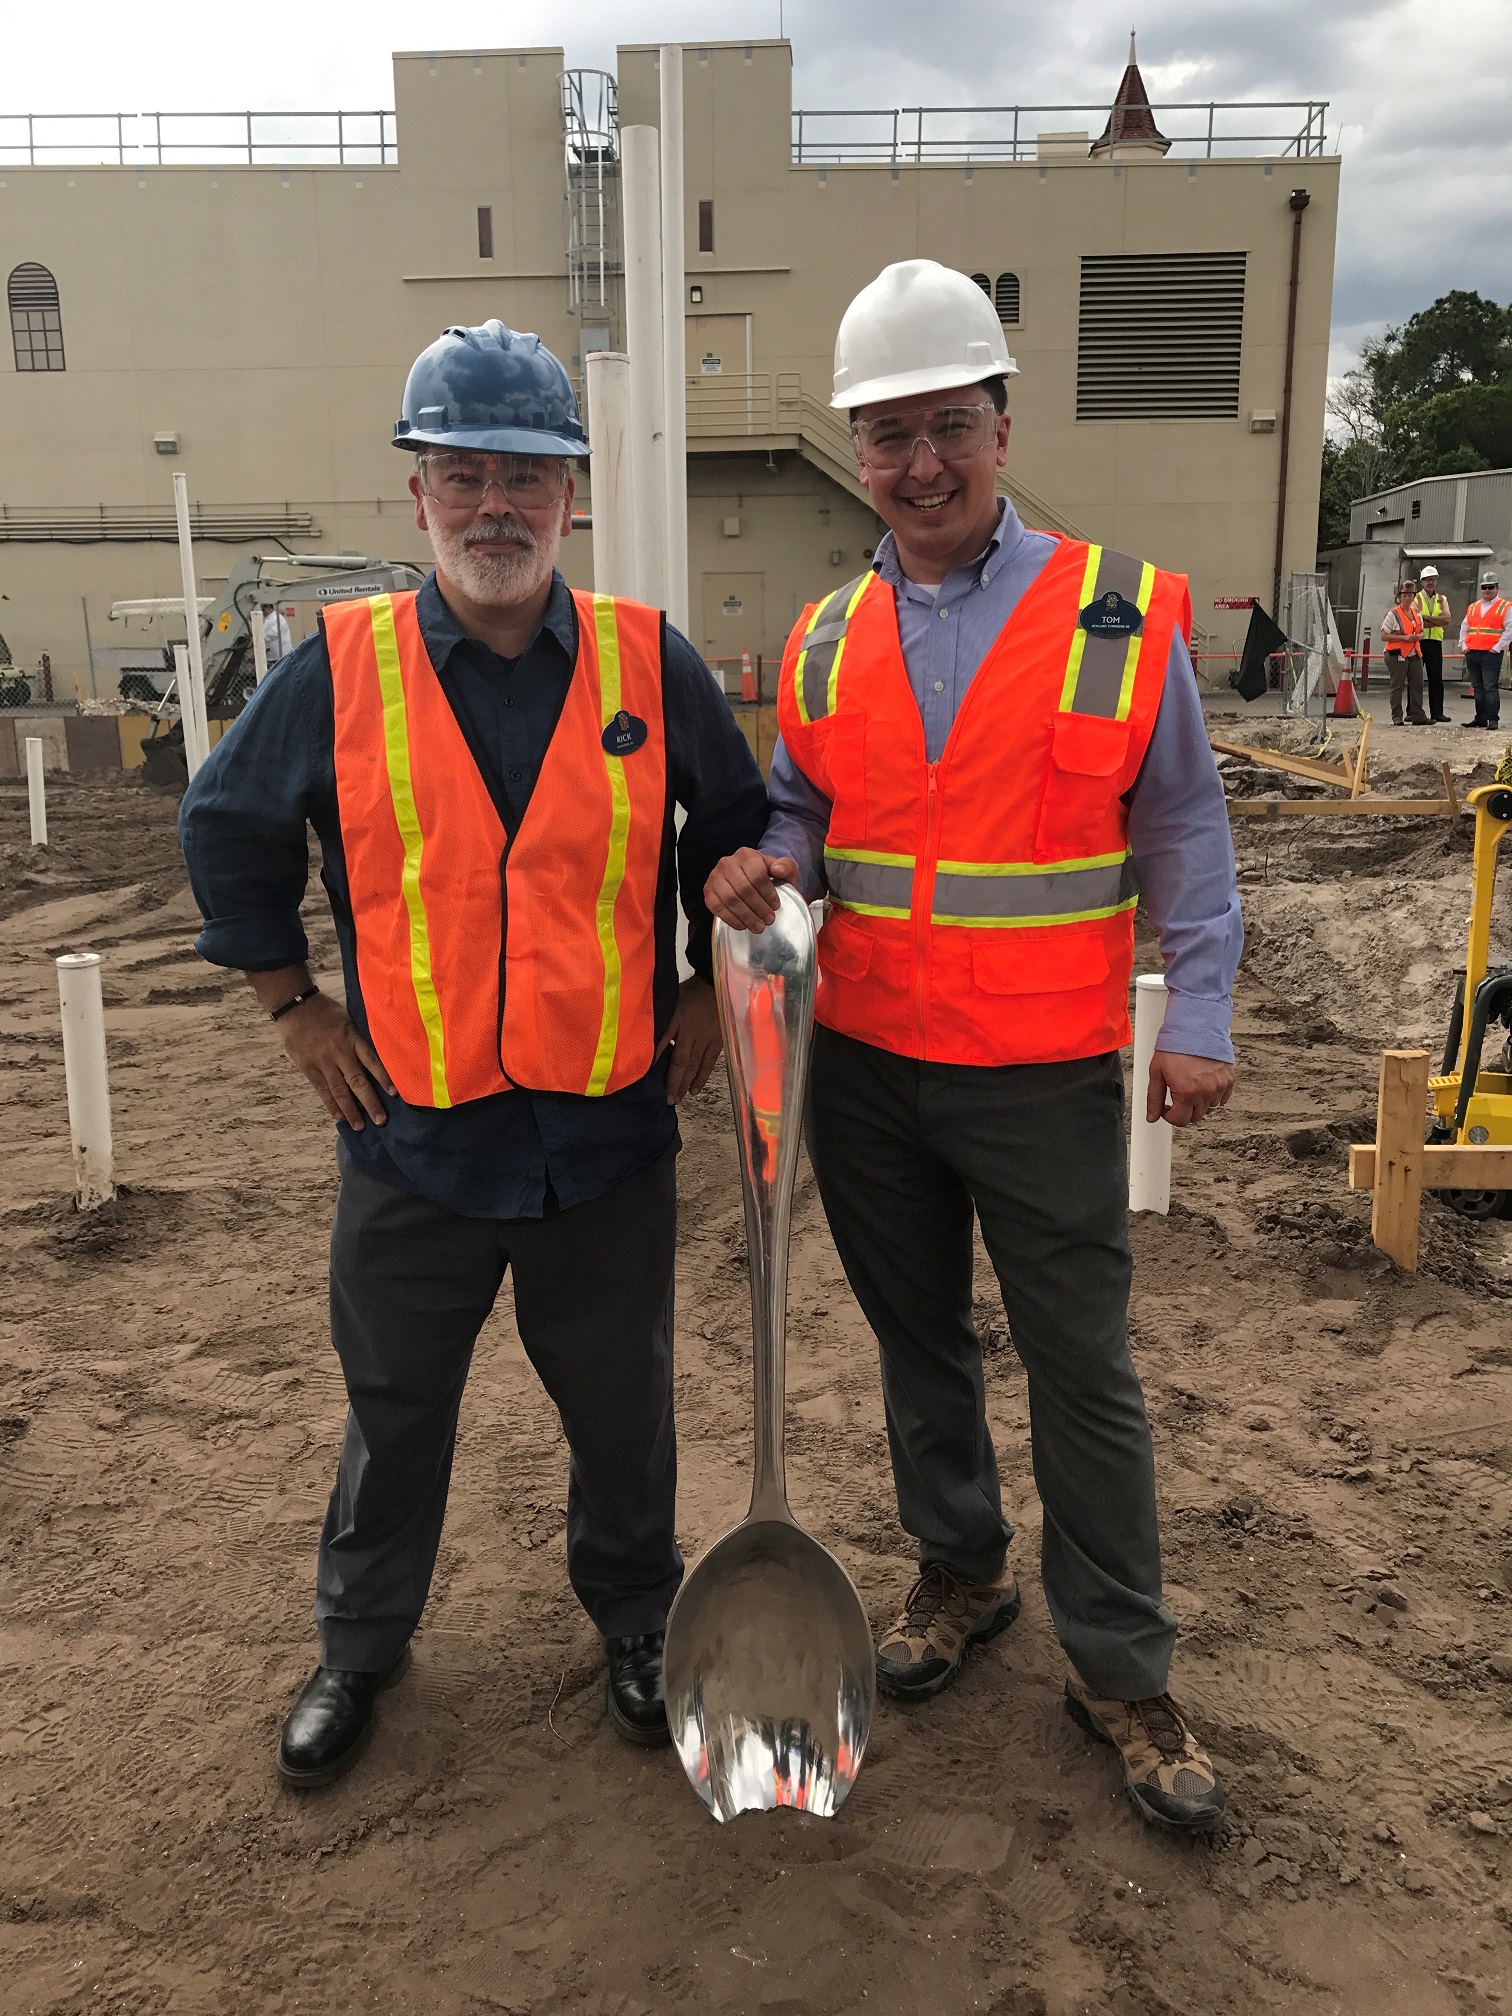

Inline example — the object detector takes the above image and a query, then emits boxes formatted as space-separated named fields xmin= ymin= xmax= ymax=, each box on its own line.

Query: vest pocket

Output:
xmin=818 ymin=908 xmax=874 ymax=982
xmin=971 ymin=931 xmax=1110 ymax=995
xmin=1032 ymin=712 xmax=1132 ymax=863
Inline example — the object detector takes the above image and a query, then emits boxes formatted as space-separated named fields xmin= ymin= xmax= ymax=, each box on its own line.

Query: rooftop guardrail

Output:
xmin=0 ymin=110 xmax=396 ymax=168
xmin=791 ymin=101 xmax=1329 ymax=164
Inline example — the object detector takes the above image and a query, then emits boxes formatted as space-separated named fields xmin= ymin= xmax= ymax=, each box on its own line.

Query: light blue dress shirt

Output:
xmin=762 ymin=499 xmax=1242 ymax=1063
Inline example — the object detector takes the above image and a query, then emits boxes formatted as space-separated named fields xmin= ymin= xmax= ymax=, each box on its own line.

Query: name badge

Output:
xmin=1079 ymin=591 xmax=1144 ymax=639
xmin=602 ymin=710 xmax=648 ymax=756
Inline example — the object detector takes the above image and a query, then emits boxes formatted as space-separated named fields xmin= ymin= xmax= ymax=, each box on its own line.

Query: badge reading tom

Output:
xmin=1079 ymin=590 xmax=1144 ymax=639
xmin=602 ymin=709 xmax=648 ymax=756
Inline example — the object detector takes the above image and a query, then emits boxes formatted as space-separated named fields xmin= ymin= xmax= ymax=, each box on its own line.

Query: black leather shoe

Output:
xmin=605 ymin=1631 xmax=670 ymax=1747
xmin=277 ymin=1646 xmax=411 ymax=1788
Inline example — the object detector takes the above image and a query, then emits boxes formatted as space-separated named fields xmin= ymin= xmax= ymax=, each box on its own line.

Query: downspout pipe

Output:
xmin=1272 ymin=187 xmax=1311 ymax=616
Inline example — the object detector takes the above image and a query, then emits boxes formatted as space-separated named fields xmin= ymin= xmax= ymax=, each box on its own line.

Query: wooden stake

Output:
xmin=1371 ymin=1050 xmax=1428 ymax=1271
xmin=1350 ymin=712 xmax=1372 ymax=799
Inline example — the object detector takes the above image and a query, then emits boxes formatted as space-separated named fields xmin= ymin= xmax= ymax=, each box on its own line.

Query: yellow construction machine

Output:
xmin=1430 ymin=755 xmax=1512 ymax=1218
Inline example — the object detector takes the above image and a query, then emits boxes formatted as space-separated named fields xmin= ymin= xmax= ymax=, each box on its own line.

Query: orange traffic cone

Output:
xmin=740 ymin=649 xmax=757 ymax=702
xmin=1332 ymin=670 xmax=1357 ymax=718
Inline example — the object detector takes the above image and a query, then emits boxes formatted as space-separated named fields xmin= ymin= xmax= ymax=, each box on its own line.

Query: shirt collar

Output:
xmin=872 ymin=496 xmax=1027 ymax=599
xmin=416 ymin=567 xmax=577 ymax=670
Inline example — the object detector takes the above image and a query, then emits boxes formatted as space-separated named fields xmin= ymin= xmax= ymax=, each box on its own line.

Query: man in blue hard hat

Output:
xmin=181 ymin=321 xmax=768 ymax=1785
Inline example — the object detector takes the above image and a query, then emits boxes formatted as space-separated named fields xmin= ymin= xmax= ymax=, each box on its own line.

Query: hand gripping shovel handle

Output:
xmin=712 ymin=887 xmax=818 ymax=1521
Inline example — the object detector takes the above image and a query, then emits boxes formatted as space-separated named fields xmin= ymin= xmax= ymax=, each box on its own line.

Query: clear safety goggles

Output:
xmin=850 ymin=403 xmax=998 ymax=471
xmin=419 ymin=450 xmax=570 ymax=509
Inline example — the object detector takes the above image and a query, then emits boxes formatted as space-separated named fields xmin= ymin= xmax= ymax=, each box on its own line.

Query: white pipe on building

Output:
xmin=250 ymin=603 xmax=271 ymax=687
xmin=172 ymin=473 xmax=211 ymax=776
xmin=1128 ymin=972 xmax=1172 ymax=1215
xmin=174 ymin=644 xmax=207 ymax=779
xmin=659 ymin=45 xmax=690 ymax=638
xmin=620 ymin=124 xmax=669 ymax=614
xmin=26 ymin=736 xmax=47 ymax=847
xmin=585 ymin=351 xmax=637 ymax=600
xmin=56 ymin=952 xmax=115 ymax=1210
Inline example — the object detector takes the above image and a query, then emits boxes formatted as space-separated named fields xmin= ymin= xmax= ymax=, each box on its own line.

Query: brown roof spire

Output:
xmin=1090 ymin=31 xmax=1171 ymax=156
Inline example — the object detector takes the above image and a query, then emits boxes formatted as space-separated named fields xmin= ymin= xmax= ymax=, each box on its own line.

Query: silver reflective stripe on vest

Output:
xmin=1059 ymin=546 xmax=1156 ymax=720
xmin=931 ymin=851 xmax=1137 ymax=927
xmin=823 ymin=848 xmax=914 ymax=918
xmin=794 ymin=572 xmax=873 ymax=724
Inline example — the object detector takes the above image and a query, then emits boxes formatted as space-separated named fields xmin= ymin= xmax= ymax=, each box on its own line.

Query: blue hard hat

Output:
xmin=393 ymin=320 xmax=589 ymax=456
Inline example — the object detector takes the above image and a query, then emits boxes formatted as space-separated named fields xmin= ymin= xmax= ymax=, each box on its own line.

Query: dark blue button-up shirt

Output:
xmin=180 ymin=570 xmax=768 ymax=1219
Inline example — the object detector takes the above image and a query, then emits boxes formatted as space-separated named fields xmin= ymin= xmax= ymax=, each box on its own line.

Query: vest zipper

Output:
xmin=915 ymin=761 xmax=939 ymax=1051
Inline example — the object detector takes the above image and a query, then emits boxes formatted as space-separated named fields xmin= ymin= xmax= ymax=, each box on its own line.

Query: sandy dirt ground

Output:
xmin=3 ymin=737 xmax=1512 ymax=2016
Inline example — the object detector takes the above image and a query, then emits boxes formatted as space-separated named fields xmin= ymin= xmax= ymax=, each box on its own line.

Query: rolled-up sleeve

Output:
xmin=178 ymin=637 xmax=331 ymax=972
xmin=1126 ymin=635 xmax=1243 ymax=1063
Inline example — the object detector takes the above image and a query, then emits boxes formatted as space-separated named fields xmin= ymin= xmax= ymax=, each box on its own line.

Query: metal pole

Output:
xmin=1271 ymin=190 xmax=1310 ymax=616
xmin=1128 ymin=974 xmax=1172 ymax=1215
xmin=660 ymin=46 xmax=690 ymax=637
xmin=621 ymin=125 xmax=669 ymax=613
xmin=80 ymin=594 xmax=98 ymax=701
xmin=26 ymin=737 xmax=47 ymax=847
xmin=250 ymin=603 xmax=271 ymax=686
xmin=586 ymin=351 xmax=637 ymax=599
xmin=174 ymin=644 xmax=206 ymax=778
xmin=172 ymin=473 xmax=210 ymax=776
xmin=56 ymin=953 xmax=115 ymax=1210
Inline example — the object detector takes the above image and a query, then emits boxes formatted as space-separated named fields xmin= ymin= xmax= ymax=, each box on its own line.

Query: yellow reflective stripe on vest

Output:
xmin=1056 ymin=548 xmax=1157 ymax=720
xmin=370 ymin=593 xmax=451 ymax=1107
xmin=793 ymin=571 xmax=874 ymax=725
xmin=823 ymin=844 xmax=915 ymax=918
xmin=588 ymin=594 xmax=632 ymax=1097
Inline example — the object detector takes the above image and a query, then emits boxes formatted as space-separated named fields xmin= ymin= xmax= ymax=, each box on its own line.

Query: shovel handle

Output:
xmin=712 ymin=886 xmax=818 ymax=1519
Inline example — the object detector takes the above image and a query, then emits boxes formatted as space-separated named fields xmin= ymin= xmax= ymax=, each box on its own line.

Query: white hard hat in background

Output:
xmin=831 ymin=259 xmax=1019 ymax=411
xmin=1419 ymin=563 xmax=1439 ymax=577
xmin=1482 ymin=571 xmax=1500 ymax=587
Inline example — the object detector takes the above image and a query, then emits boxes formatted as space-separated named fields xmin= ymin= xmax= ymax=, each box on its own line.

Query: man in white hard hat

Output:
xmin=706 ymin=260 xmax=1240 ymax=1836
xmin=1414 ymin=565 xmax=1450 ymax=722
xmin=1460 ymin=570 xmax=1510 ymax=730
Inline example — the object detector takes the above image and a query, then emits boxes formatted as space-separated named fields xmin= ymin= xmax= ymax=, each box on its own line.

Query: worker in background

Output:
xmin=1460 ymin=570 xmax=1510 ymax=730
xmin=262 ymin=603 xmax=294 ymax=668
xmin=706 ymin=261 xmax=1240 ymax=1838
xmin=1380 ymin=580 xmax=1428 ymax=726
xmin=1414 ymin=564 xmax=1450 ymax=722
xmin=180 ymin=321 xmax=767 ymax=1786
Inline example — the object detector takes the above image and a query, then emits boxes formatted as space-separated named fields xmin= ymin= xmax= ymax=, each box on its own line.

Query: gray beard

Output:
xmin=427 ymin=514 xmax=557 ymax=605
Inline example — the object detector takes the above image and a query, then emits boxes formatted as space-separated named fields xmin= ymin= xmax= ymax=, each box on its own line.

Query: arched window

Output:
xmin=994 ymin=271 xmax=1021 ymax=325
xmin=9 ymin=263 xmax=65 ymax=372
xmin=970 ymin=272 xmax=991 ymax=298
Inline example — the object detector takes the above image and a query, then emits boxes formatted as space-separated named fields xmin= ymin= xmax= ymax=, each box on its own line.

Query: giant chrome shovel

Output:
xmin=663 ymin=885 xmax=875 ymax=1821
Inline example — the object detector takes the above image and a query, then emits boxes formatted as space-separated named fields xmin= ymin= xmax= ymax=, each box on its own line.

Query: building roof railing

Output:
xmin=791 ymin=101 xmax=1329 ymax=164
xmin=0 ymin=110 xmax=397 ymax=169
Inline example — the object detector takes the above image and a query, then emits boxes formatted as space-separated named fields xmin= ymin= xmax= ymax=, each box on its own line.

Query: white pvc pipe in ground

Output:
xmin=1128 ymin=972 xmax=1172 ymax=1215
xmin=586 ymin=351 xmax=637 ymax=600
xmin=250 ymin=603 xmax=271 ymax=686
xmin=621 ymin=124 xmax=669 ymax=615
xmin=56 ymin=953 xmax=115 ymax=1210
xmin=26 ymin=736 xmax=47 ymax=847
xmin=173 ymin=644 xmax=207 ymax=780
xmin=659 ymin=45 xmax=690 ymax=638
xmin=172 ymin=473 xmax=211 ymax=774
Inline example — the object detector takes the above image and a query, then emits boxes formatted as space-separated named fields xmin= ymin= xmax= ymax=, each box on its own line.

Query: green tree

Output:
xmin=1362 ymin=290 xmax=1512 ymax=406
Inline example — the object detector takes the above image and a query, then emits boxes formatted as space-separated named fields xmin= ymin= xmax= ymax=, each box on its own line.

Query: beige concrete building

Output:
xmin=0 ymin=38 xmax=1338 ymax=700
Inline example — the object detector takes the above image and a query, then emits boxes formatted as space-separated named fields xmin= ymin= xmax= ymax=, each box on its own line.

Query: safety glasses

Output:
xmin=850 ymin=403 xmax=998 ymax=471
xmin=420 ymin=451 xmax=570 ymax=509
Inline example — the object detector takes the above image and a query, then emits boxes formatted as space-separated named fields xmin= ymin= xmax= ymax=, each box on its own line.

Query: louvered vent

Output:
xmin=8 ymin=263 xmax=60 ymax=310
xmin=994 ymin=271 xmax=1020 ymax=324
xmin=1076 ymin=252 xmax=1245 ymax=420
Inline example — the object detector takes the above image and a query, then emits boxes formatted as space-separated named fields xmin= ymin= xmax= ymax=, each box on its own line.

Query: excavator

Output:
xmin=114 ymin=553 xmax=425 ymax=791
xmin=1430 ymin=750 xmax=1512 ymax=1219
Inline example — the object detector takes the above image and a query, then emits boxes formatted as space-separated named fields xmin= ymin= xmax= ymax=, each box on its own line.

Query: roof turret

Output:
xmin=1090 ymin=32 xmax=1172 ymax=158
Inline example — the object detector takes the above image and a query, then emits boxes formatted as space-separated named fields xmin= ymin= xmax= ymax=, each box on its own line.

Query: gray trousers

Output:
xmin=1467 ymin=649 xmax=1503 ymax=727
xmin=805 ymin=1027 xmax=1176 ymax=1701
xmin=1388 ymin=649 xmax=1427 ymax=723
xmin=315 ymin=1151 xmax=682 ymax=1670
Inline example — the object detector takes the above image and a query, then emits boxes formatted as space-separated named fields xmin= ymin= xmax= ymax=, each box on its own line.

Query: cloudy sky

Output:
xmin=6 ymin=0 xmax=1509 ymax=376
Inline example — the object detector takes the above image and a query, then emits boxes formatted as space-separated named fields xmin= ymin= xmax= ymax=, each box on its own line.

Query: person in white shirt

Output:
xmin=1458 ymin=571 xmax=1511 ymax=730
xmin=262 ymin=605 xmax=294 ymax=667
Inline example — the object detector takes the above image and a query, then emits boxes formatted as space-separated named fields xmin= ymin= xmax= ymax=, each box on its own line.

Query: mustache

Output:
xmin=461 ymin=516 xmax=535 ymax=551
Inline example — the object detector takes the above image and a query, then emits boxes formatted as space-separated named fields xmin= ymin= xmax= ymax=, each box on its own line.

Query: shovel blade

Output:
xmin=663 ymin=1517 xmax=875 ymax=1823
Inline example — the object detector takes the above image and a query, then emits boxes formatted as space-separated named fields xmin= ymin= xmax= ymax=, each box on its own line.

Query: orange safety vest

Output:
xmin=326 ymin=588 xmax=666 ymax=1107
xmin=1464 ymin=598 xmax=1511 ymax=651
xmin=1383 ymin=601 xmax=1423 ymax=654
xmin=777 ymin=538 xmax=1187 ymax=1067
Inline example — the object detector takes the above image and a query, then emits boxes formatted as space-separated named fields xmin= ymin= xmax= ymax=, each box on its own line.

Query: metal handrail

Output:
xmin=0 ymin=110 xmax=397 ymax=168
xmin=792 ymin=100 xmax=1329 ymax=163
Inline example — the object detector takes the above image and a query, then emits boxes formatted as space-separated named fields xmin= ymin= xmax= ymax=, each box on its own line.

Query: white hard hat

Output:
xmin=831 ymin=259 xmax=1019 ymax=411
xmin=1419 ymin=563 xmax=1438 ymax=577
xmin=1482 ymin=570 xmax=1500 ymax=587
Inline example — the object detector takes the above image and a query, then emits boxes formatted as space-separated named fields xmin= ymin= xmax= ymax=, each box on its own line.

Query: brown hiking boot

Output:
xmin=875 ymin=1564 xmax=1021 ymax=1701
xmin=1064 ymin=1667 xmax=1227 ymax=1836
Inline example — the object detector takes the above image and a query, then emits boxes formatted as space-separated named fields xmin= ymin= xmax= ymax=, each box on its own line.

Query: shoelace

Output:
xmin=1132 ymin=1693 xmax=1189 ymax=1761
xmin=900 ymin=1565 xmax=962 ymax=1628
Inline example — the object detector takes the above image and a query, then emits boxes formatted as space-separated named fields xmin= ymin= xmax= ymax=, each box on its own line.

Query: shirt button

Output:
xmin=509 ymin=768 xmax=523 ymax=782
xmin=933 ymin=680 xmax=945 ymax=693
xmin=503 ymin=696 xmax=514 ymax=708
xmin=938 ymin=606 xmax=950 ymax=620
